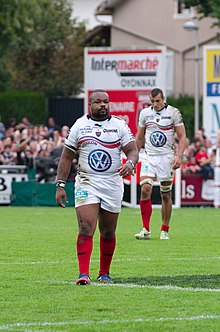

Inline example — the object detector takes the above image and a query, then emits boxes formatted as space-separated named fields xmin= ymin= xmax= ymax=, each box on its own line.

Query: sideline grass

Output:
xmin=0 ymin=206 xmax=220 ymax=331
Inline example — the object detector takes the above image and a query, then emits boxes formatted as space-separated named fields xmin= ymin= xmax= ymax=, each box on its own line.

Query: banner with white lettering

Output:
xmin=203 ymin=46 xmax=220 ymax=143
xmin=84 ymin=47 xmax=167 ymax=135
xmin=181 ymin=174 xmax=214 ymax=206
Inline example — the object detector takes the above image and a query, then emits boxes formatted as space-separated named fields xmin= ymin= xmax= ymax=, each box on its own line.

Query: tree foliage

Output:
xmin=167 ymin=95 xmax=202 ymax=141
xmin=183 ymin=0 xmax=220 ymax=28
xmin=0 ymin=0 xmax=87 ymax=96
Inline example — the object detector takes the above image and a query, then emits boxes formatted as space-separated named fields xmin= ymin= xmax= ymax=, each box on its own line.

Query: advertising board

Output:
xmin=0 ymin=166 xmax=28 ymax=204
xmin=84 ymin=47 xmax=167 ymax=135
xmin=203 ymin=46 xmax=220 ymax=142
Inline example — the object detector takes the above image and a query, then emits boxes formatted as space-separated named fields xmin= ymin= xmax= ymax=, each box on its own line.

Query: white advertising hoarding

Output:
xmin=84 ymin=47 xmax=167 ymax=135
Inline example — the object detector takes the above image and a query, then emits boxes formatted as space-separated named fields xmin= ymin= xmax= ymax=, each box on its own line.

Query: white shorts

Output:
xmin=74 ymin=172 xmax=124 ymax=213
xmin=140 ymin=153 xmax=174 ymax=182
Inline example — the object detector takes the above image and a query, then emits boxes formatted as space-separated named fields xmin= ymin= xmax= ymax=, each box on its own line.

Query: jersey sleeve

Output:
xmin=138 ymin=109 xmax=146 ymax=128
xmin=120 ymin=119 xmax=135 ymax=147
xmin=64 ymin=121 xmax=78 ymax=152
xmin=173 ymin=107 xmax=184 ymax=126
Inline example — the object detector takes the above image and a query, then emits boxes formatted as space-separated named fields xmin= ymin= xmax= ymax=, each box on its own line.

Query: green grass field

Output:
xmin=1 ymin=206 xmax=220 ymax=331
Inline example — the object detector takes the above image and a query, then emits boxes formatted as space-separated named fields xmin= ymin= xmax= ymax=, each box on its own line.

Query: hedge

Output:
xmin=167 ymin=95 xmax=202 ymax=141
xmin=0 ymin=92 xmax=48 ymax=127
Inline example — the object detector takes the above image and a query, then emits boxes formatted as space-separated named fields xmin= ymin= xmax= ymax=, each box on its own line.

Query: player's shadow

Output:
xmin=113 ymin=274 xmax=220 ymax=289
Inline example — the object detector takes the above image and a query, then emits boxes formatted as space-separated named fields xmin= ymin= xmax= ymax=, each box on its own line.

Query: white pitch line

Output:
xmin=54 ymin=280 xmax=220 ymax=292
xmin=0 ymin=256 xmax=219 ymax=265
xmin=92 ymin=283 xmax=220 ymax=292
xmin=0 ymin=261 xmax=60 ymax=265
xmin=93 ymin=256 xmax=220 ymax=263
xmin=0 ymin=315 xmax=220 ymax=331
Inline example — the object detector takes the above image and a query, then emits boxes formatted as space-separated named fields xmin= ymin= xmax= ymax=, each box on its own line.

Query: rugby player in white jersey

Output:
xmin=134 ymin=88 xmax=186 ymax=240
xmin=56 ymin=89 xmax=138 ymax=285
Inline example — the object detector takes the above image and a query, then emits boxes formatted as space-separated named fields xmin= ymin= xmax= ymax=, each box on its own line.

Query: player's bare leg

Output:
xmin=160 ymin=181 xmax=172 ymax=240
xmin=135 ymin=177 xmax=153 ymax=240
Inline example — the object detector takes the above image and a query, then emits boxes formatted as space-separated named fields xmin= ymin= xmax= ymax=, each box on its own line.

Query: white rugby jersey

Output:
xmin=65 ymin=114 xmax=134 ymax=174
xmin=139 ymin=104 xmax=183 ymax=155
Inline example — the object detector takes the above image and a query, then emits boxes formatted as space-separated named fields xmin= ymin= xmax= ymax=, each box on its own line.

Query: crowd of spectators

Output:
xmin=177 ymin=128 xmax=220 ymax=181
xmin=0 ymin=115 xmax=220 ymax=182
xmin=0 ymin=116 xmax=76 ymax=182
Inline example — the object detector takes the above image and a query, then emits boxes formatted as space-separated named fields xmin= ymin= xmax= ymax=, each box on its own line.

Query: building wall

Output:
xmin=106 ymin=0 xmax=219 ymax=97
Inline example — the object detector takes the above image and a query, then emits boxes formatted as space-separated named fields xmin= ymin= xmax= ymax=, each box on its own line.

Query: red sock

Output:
xmin=161 ymin=224 xmax=170 ymax=232
xmin=140 ymin=199 xmax=152 ymax=231
xmin=76 ymin=234 xmax=93 ymax=276
xmin=99 ymin=235 xmax=116 ymax=275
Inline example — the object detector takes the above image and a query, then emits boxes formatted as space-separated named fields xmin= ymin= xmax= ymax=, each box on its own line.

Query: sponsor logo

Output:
xmin=103 ymin=129 xmax=118 ymax=133
xmin=88 ymin=149 xmax=112 ymax=172
xmin=91 ymin=57 xmax=159 ymax=77
xmin=82 ymin=141 xmax=97 ymax=147
xmin=75 ymin=190 xmax=88 ymax=200
xmin=80 ymin=127 xmax=93 ymax=134
xmin=146 ymin=115 xmax=154 ymax=120
xmin=150 ymin=131 xmax=167 ymax=147
xmin=81 ymin=130 xmax=93 ymax=134
xmin=141 ymin=165 xmax=148 ymax=172
xmin=83 ymin=126 xmax=92 ymax=130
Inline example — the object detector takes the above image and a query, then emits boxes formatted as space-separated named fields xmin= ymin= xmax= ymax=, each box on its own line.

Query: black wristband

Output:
xmin=56 ymin=180 xmax=66 ymax=189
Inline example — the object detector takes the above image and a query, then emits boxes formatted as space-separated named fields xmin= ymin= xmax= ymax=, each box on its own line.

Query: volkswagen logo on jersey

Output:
xmin=88 ymin=149 xmax=112 ymax=172
xmin=150 ymin=131 xmax=167 ymax=147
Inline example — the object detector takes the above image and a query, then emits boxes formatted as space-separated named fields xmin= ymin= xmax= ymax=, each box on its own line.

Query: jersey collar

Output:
xmin=87 ymin=114 xmax=112 ymax=121
xmin=152 ymin=103 xmax=167 ymax=112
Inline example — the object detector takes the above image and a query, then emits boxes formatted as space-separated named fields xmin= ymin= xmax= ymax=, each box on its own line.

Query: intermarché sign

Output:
xmin=85 ymin=47 xmax=167 ymax=135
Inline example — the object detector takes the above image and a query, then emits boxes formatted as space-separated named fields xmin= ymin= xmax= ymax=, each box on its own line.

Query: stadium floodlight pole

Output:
xmin=183 ymin=21 xmax=199 ymax=134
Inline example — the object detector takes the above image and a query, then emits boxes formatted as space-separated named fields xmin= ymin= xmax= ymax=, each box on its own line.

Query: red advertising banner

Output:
xmin=84 ymin=47 xmax=167 ymax=135
xmin=181 ymin=174 xmax=214 ymax=206
xmin=88 ymin=90 xmax=143 ymax=135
